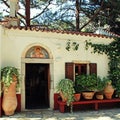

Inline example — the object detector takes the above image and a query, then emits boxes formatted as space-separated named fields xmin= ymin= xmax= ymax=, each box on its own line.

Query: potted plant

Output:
xmin=75 ymin=74 xmax=97 ymax=99
xmin=74 ymin=83 xmax=81 ymax=102
xmin=1 ymin=66 xmax=20 ymax=116
xmin=95 ymin=76 xmax=105 ymax=100
xmin=56 ymin=78 xmax=75 ymax=106
xmin=103 ymin=78 xmax=115 ymax=99
xmin=74 ymin=86 xmax=81 ymax=102
xmin=74 ymin=80 xmax=83 ymax=101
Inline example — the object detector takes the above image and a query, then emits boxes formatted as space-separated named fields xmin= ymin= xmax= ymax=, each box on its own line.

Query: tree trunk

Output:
xmin=25 ymin=0 xmax=30 ymax=27
xmin=76 ymin=0 xmax=80 ymax=31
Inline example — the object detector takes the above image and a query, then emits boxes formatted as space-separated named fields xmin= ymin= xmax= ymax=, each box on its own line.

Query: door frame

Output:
xmin=21 ymin=58 xmax=54 ymax=110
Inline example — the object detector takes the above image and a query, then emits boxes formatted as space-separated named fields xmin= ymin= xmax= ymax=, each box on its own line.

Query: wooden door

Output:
xmin=25 ymin=63 xmax=49 ymax=109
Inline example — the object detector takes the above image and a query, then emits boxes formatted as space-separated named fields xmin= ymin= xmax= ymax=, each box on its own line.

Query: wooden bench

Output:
xmin=57 ymin=98 xmax=120 ymax=113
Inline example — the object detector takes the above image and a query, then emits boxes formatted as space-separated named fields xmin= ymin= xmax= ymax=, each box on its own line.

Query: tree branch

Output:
xmin=31 ymin=0 xmax=52 ymax=20
xmin=80 ymin=0 xmax=104 ymax=31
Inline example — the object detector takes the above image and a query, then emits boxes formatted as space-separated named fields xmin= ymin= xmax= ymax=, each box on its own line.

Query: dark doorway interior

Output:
xmin=25 ymin=63 xmax=49 ymax=109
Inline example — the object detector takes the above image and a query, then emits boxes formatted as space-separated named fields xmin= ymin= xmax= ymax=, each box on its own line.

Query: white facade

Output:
xmin=0 ymin=25 xmax=114 ymax=110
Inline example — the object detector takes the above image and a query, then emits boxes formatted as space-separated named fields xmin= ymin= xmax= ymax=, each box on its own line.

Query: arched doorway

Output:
xmin=21 ymin=45 xmax=54 ymax=110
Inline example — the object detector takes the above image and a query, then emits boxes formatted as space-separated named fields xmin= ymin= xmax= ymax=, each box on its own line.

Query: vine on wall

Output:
xmin=66 ymin=40 xmax=79 ymax=51
xmin=85 ymin=38 xmax=120 ymax=95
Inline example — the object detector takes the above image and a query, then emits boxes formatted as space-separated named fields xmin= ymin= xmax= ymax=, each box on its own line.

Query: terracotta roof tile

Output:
xmin=1 ymin=24 xmax=120 ymax=38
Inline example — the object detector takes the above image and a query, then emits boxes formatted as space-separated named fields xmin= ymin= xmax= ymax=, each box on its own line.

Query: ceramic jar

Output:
xmin=104 ymin=82 xmax=114 ymax=99
xmin=2 ymin=80 xmax=17 ymax=116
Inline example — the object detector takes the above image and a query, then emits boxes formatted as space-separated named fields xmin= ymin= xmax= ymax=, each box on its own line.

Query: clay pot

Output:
xmin=2 ymin=77 xmax=17 ymax=116
xmin=96 ymin=94 xmax=104 ymax=100
xmin=82 ymin=91 xmax=95 ymax=100
xmin=74 ymin=93 xmax=81 ymax=101
xmin=104 ymin=82 xmax=115 ymax=99
xmin=96 ymin=91 xmax=104 ymax=100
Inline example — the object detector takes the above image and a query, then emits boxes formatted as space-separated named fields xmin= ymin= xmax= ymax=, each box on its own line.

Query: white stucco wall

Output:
xmin=0 ymin=25 xmax=114 ymax=109
xmin=1 ymin=28 xmax=113 ymax=77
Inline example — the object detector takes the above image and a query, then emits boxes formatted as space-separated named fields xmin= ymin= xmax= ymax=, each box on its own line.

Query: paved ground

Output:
xmin=0 ymin=109 xmax=120 ymax=120
xmin=1 ymin=108 xmax=120 ymax=120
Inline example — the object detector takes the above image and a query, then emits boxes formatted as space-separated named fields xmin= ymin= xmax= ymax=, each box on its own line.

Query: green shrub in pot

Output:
xmin=95 ymin=76 xmax=106 ymax=99
xmin=56 ymin=78 xmax=75 ymax=106
xmin=75 ymin=74 xmax=98 ymax=99
xmin=75 ymin=74 xmax=98 ymax=92
xmin=1 ymin=66 xmax=20 ymax=90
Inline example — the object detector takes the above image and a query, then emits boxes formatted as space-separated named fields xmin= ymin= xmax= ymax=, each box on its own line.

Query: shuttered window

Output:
xmin=65 ymin=62 xmax=97 ymax=80
xmin=89 ymin=63 xmax=97 ymax=75
xmin=65 ymin=63 xmax=74 ymax=81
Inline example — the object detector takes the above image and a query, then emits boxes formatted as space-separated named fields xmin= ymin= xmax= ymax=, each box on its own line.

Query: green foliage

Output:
xmin=56 ymin=78 xmax=75 ymax=106
xmin=66 ymin=40 xmax=79 ymax=51
xmin=101 ymin=77 xmax=112 ymax=87
xmin=96 ymin=76 xmax=106 ymax=92
xmin=75 ymin=74 xmax=112 ymax=93
xmin=115 ymin=78 xmax=120 ymax=96
xmin=85 ymin=37 xmax=120 ymax=94
xmin=85 ymin=40 xmax=108 ymax=54
xmin=1 ymin=66 xmax=20 ymax=88
xmin=1 ymin=0 xmax=119 ymax=32
xmin=75 ymin=74 xmax=98 ymax=91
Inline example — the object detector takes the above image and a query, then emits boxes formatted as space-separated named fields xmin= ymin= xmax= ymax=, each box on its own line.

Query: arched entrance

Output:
xmin=21 ymin=45 xmax=54 ymax=110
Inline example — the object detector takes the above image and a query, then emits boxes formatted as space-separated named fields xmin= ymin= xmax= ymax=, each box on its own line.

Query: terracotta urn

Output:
xmin=104 ymin=82 xmax=115 ymax=99
xmin=2 ymin=76 xmax=18 ymax=116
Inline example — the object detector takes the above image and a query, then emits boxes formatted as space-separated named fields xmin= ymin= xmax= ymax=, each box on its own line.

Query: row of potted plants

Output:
xmin=56 ymin=74 xmax=115 ymax=106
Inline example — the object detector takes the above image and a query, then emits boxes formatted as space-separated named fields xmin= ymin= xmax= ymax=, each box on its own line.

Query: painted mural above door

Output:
xmin=25 ymin=46 xmax=49 ymax=58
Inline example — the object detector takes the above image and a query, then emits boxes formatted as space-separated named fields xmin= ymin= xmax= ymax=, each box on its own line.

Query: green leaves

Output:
xmin=66 ymin=40 xmax=79 ymax=51
xmin=85 ymin=40 xmax=108 ymax=54
xmin=56 ymin=78 xmax=75 ymax=106
xmin=85 ymin=37 xmax=120 ymax=94
xmin=75 ymin=74 xmax=98 ymax=91
xmin=1 ymin=66 xmax=20 ymax=88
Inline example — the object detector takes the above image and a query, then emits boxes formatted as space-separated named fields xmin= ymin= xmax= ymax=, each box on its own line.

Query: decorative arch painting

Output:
xmin=25 ymin=46 xmax=49 ymax=58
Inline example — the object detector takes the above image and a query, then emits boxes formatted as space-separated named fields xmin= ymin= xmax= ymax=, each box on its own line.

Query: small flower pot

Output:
xmin=82 ymin=91 xmax=95 ymax=100
xmin=74 ymin=93 xmax=81 ymax=101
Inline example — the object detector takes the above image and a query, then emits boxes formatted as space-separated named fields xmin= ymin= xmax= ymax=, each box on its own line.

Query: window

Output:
xmin=65 ymin=62 xmax=97 ymax=81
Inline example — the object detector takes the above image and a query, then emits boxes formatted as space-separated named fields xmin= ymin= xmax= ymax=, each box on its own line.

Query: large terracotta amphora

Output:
xmin=104 ymin=81 xmax=115 ymax=99
xmin=2 ymin=76 xmax=18 ymax=116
